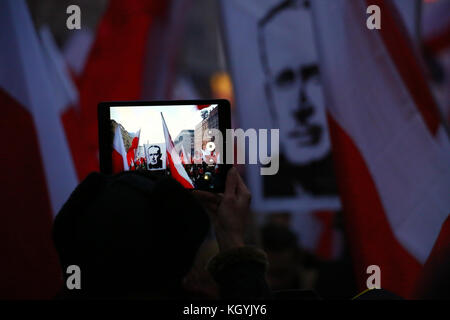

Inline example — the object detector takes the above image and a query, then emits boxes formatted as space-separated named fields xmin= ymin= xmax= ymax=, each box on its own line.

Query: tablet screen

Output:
xmin=106 ymin=103 xmax=227 ymax=190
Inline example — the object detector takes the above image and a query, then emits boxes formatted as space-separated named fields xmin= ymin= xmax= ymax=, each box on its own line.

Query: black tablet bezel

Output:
xmin=98 ymin=99 xmax=232 ymax=191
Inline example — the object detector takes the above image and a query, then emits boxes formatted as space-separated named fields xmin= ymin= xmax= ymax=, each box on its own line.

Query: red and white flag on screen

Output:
xmin=112 ymin=125 xmax=129 ymax=173
xmin=180 ymin=145 xmax=191 ymax=165
xmin=0 ymin=0 xmax=78 ymax=298
xmin=311 ymin=0 xmax=450 ymax=297
xmin=127 ymin=129 xmax=141 ymax=169
xmin=161 ymin=113 xmax=195 ymax=189
xmin=78 ymin=0 xmax=168 ymax=168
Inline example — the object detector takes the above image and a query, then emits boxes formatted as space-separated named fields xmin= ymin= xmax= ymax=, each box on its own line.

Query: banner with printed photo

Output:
xmin=144 ymin=142 xmax=167 ymax=171
xmin=220 ymin=0 xmax=340 ymax=212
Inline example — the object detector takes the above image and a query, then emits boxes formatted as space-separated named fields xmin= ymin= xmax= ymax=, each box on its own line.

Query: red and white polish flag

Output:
xmin=311 ymin=0 xmax=450 ymax=297
xmin=76 ymin=0 xmax=190 ymax=176
xmin=78 ymin=0 xmax=171 ymax=163
xmin=0 ymin=0 xmax=78 ymax=298
xmin=422 ymin=0 xmax=450 ymax=55
xmin=39 ymin=26 xmax=97 ymax=180
xmin=112 ymin=125 xmax=130 ymax=173
xmin=161 ymin=113 xmax=195 ymax=189
xmin=127 ymin=129 xmax=141 ymax=169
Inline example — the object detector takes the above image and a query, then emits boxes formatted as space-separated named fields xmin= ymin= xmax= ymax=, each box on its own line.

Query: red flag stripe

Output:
xmin=314 ymin=211 xmax=335 ymax=261
xmin=126 ymin=131 xmax=141 ymax=168
xmin=412 ymin=216 xmax=450 ymax=298
xmin=327 ymin=114 xmax=422 ymax=297
xmin=0 ymin=89 xmax=62 ymax=299
xmin=61 ymin=106 xmax=98 ymax=180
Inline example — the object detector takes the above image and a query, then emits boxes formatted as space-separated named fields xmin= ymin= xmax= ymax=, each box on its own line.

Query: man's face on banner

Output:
xmin=148 ymin=146 xmax=161 ymax=166
xmin=260 ymin=3 xmax=330 ymax=165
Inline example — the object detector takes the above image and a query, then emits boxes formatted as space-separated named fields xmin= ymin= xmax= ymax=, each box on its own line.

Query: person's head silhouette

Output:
xmin=53 ymin=171 xmax=209 ymax=298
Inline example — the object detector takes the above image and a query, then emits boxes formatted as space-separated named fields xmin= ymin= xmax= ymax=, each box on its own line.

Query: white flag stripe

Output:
xmin=161 ymin=113 xmax=194 ymax=187
xmin=0 ymin=0 xmax=78 ymax=215
xmin=219 ymin=0 xmax=341 ymax=212
xmin=39 ymin=25 xmax=79 ymax=114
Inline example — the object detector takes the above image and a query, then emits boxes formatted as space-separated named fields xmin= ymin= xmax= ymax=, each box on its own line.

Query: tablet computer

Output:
xmin=98 ymin=99 xmax=231 ymax=192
